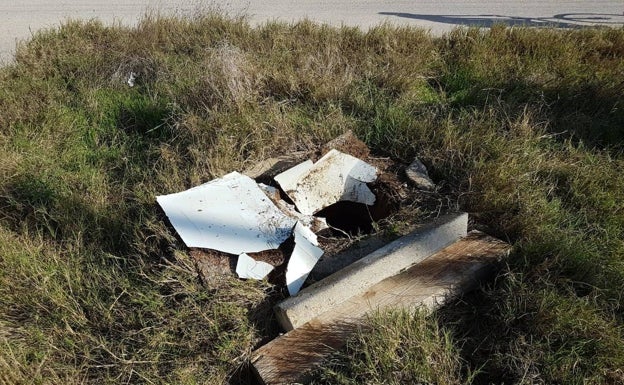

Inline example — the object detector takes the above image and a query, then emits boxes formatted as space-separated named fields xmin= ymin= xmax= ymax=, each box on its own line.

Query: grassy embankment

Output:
xmin=1 ymin=13 xmax=623 ymax=385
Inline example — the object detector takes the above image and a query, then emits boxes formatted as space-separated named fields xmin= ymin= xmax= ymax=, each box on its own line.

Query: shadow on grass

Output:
xmin=378 ymin=12 xmax=624 ymax=30
xmin=228 ymin=286 xmax=286 ymax=385
xmin=436 ymin=72 xmax=624 ymax=152
xmin=436 ymin=287 xmax=519 ymax=384
xmin=436 ymin=262 xmax=624 ymax=384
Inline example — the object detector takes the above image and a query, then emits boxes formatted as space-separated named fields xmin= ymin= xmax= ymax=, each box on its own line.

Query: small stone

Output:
xmin=405 ymin=157 xmax=435 ymax=190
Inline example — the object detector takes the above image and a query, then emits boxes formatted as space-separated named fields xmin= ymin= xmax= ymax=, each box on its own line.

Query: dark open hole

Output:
xmin=316 ymin=201 xmax=375 ymax=236
xmin=315 ymin=186 xmax=396 ymax=237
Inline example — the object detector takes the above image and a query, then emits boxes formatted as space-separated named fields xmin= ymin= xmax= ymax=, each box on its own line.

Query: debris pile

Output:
xmin=157 ymin=145 xmax=380 ymax=295
xmin=157 ymin=131 xmax=441 ymax=296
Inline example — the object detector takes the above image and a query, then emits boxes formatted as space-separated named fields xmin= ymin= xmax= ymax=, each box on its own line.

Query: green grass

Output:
xmin=1 ymin=13 xmax=623 ymax=384
xmin=314 ymin=309 xmax=472 ymax=385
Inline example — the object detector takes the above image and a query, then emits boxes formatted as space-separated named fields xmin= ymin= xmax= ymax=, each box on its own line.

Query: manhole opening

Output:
xmin=316 ymin=195 xmax=394 ymax=237
xmin=317 ymin=201 xmax=373 ymax=236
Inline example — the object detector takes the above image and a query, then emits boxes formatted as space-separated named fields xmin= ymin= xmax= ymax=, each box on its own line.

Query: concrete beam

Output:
xmin=275 ymin=212 xmax=468 ymax=331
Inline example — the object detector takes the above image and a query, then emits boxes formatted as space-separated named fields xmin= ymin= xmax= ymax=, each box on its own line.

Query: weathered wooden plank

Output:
xmin=251 ymin=231 xmax=511 ymax=385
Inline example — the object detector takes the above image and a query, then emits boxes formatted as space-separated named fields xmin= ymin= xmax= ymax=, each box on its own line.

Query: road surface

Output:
xmin=1 ymin=0 xmax=623 ymax=63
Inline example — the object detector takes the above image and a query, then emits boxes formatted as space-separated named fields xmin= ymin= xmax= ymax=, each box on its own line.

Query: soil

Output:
xmin=320 ymin=130 xmax=370 ymax=160
xmin=189 ymin=248 xmax=237 ymax=285
xmin=247 ymin=249 xmax=287 ymax=266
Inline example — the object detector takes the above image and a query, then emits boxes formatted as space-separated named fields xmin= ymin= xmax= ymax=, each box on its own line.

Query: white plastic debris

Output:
xmin=156 ymin=172 xmax=296 ymax=254
xmin=274 ymin=160 xmax=313 ymax=191
xmin=236 ymin=253 xmax=274 ymax=280
xmin=286 ymin=222 xmax=324 ymax=295
xmin=274 ymin=199 xmax=329 ymax=232
xmin=258 ymin=183 xmax=281 ymax=202
xmin=274 ymin=149 xmax=378 ymax=215
xmin=157 ymin=151 xmax=377 ymax=292
xmin=259 ymin=182 xmax=329 ymax=232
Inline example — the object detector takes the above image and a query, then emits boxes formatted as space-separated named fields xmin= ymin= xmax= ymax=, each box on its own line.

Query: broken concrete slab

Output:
xmin=405 ymin=157 xmax=435 ymax=190
xmin=286 ymin=222 xmax=324 ymax=295
xmin=236 ymin=253 xmax=275 ymax=280
xmin=252 ymin=230 xmax=511 ymax=385
xmin=274 ymin=212 xmax=468 ymax=331
xmin=156 ymin=172 xmax=296 ymax=255
xmin=274 ymin=149 xmax=378 ymax=216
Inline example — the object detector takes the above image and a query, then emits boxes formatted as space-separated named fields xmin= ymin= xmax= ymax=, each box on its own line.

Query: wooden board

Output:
xmin=251 ymin=231 xmax=511 ymax=385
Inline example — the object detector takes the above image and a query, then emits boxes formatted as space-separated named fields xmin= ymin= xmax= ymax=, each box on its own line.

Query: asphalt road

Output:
xmin=1 ymin=0 xmax=623 ymax=63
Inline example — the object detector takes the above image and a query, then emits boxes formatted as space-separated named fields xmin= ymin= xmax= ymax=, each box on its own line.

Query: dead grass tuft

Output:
xmin=188 ymin=43 xmax=261 ymax=111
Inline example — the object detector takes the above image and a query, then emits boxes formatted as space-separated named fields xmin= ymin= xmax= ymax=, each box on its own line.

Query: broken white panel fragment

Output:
xmin=236 ymin=253 xmax=274 ymax=280
xmin=286 ymin=222 xmax=324 ymax=295
xmin=258 ymin=183 xmax=281 ymax=202
xmin=274 ymin=149 xmax=378 ymax=215
xmin=258 ymin=182 xmax=329 ymax=232
xmin=156 ymin=172 xmax=296 ymax=254
xmin=273 ymin=159 xmax=313 ymax=192
xmin=274 ymin=199 xmax=329 ymax=233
